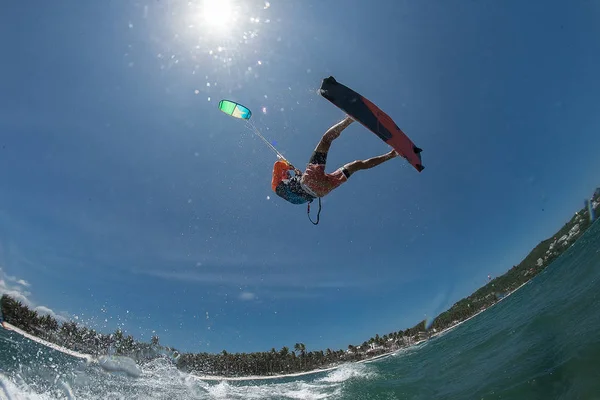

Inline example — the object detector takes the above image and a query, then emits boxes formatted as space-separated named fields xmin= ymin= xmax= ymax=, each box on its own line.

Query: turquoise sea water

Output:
xmin=1 ymin=221 xmax=599 ymax=399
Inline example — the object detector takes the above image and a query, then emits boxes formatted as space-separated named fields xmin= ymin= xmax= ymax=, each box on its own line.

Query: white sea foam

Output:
xmin=1 ymin=325 xmax=378 ymax=400
xmin=316 ymin=363 xmax=376 ymax=383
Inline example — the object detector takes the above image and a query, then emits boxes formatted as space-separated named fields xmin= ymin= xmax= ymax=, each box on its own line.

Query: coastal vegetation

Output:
xmin=2 ymin=189 xmax=598 ymax=377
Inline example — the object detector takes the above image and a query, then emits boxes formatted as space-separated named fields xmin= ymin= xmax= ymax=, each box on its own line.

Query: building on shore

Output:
xmin=585 ymin=187 xmax=599 ymax=223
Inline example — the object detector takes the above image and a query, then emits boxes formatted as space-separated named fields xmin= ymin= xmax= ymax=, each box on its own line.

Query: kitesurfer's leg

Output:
xmin=314 ymin=116 xmax=354 ymax=155
xmin=342 ymin=150 xmax=398 ymax=176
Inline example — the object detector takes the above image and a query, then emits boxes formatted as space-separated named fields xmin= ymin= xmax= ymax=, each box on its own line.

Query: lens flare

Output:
xmin=202 ymin=0 xmax=236 ymax=29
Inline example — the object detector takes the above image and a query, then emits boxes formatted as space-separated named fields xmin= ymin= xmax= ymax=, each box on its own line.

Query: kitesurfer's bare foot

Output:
xmin=323 ymin=116 xmax=354 ymax=143
xmin=387 ymin=150 xmax=399 ymax=159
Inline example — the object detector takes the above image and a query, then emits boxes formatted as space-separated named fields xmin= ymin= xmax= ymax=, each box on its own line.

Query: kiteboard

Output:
xmin=319 ymin=76 xmax=424 ymax=172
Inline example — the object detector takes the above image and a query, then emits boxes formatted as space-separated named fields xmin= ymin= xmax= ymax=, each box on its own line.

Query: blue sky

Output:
xmin=1 ymin=0 xmax=599 ymax=354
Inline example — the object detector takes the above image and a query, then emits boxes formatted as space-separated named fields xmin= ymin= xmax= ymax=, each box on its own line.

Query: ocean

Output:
xmin=1 ymin=221 xmax=599 ymax=400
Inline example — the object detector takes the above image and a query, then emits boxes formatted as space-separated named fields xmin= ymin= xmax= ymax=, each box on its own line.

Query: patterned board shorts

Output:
xmin=300 ymin=151 xmax=351 ymax=198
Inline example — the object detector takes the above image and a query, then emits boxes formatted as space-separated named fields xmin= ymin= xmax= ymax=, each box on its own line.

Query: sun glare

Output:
xmin=202 ymin=0 xmax=236 ymax=29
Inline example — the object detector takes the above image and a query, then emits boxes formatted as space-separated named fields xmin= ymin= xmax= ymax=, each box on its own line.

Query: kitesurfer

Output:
xmin=272 ymin=116 xmax=398 ymax=204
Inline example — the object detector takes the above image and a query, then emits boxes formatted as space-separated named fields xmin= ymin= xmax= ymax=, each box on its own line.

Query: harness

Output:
xmin=275 ymin=177 xmax=323 ymax=225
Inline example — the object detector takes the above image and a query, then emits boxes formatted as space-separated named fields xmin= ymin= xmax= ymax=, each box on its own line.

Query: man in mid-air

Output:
xmin=272 ymin=116 xmax=398 ymax=204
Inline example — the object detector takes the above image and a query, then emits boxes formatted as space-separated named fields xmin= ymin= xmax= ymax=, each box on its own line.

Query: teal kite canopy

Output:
xmin=219 ymin=100 xmax=252 ymax=120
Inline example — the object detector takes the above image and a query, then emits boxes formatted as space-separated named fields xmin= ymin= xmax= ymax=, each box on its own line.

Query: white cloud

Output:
xmin=0 ymin=267 xmax=67 ymax=322
xmin=1 ymin=271 xmax=31 ymax=288
xmin=34 ymin=305 xmax=68 ymax=322
xmin=239 ymin=291 xmax=256 ymax=301
xmin=16 ymin=279 xmax=31 ymax=287
xmin=139 ymin=269 xmax=376 ymax=290
xmin=0 ymin=269 xmax=32 ymax=307
xmin=0 ymin=268 xmax=31 ymax=287
xmin=1 ymin=288 xmax=31 ymax=306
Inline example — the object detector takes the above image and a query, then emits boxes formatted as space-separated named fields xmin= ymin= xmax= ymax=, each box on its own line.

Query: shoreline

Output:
xmin=2 ymin=321 xmax=394 ymax=382
xmin=2 ymin=323 xmax=92 ymax=362
xmin=0 ymin=280 xmax=531 ymax=382
xmin=429 ymin=280 xmax=530 ymax=340
xmin=189 ymin=365 xmax=342 ymax=381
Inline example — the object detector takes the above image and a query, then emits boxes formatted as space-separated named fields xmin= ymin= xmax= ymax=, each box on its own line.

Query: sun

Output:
xmin=202 ymin=0 xmax=236 ymax=29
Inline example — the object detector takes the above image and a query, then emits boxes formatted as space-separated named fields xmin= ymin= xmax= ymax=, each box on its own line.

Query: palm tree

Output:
xmin=294 ymin=343 xmax=306 ymax=369
xmin=279 ymin=346 xmax=289 ymax=357
xmin=294 ymin=343 xmax=306 ymax=357
xmin=348 ymin=344 xmax=358 ymax=359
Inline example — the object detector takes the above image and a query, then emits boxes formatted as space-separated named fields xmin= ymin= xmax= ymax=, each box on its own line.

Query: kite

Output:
xmin=218 ymin=100 xmax=252 ymax=120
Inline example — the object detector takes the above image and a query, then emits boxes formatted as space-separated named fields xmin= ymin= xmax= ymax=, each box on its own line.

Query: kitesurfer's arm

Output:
xmin=271 ymin=160 xmax=294 ymax=191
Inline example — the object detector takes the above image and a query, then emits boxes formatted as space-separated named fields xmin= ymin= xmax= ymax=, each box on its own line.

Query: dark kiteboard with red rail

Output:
xmin=319 ymin=76 xmax=424 ymax=172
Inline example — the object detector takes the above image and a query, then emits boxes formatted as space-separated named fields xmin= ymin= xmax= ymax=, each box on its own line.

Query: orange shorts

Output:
xmin=301 ymin=164 xmax=349 ymax=197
